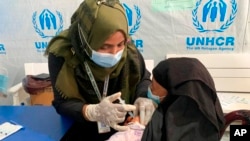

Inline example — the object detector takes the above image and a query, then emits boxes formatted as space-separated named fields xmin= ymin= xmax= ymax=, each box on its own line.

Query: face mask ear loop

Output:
xmin=78 ymin=23 xmax=93 ymax=57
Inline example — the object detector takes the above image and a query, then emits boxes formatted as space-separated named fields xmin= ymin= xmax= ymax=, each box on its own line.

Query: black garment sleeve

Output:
xmin=48 ymin=53 xmax=87 ymax=123
xmin=133 ymin=49 xmax=151 ymax=103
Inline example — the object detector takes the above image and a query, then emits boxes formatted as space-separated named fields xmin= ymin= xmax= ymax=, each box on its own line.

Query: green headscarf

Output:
xmin=45 ymin=0 xmax=141 ymax=102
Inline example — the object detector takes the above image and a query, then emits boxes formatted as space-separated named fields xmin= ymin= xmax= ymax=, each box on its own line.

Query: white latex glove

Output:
xmin=85 ymin=92 xmax=136 ymax=131
xmin=134 ymin=97 xmax=157 ymax=125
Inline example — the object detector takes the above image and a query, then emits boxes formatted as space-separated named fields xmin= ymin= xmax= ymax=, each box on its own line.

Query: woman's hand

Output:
xmin=133 ymin=97 xmax=157 ymax=125
xmin=84 ymin=92 xmax=136 ymax=131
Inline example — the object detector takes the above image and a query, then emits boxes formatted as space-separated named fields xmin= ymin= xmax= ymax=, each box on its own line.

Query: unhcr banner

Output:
xmin=0 ymin=0 xmax=249 ymax=92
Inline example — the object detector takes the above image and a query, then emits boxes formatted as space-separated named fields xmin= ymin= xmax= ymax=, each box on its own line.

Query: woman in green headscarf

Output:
xmin=44 ymin=0 xmax=155 ymax=140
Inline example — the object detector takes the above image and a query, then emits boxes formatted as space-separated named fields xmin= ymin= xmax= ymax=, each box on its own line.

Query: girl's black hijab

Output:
xmin=142 ymin=57 xmax=225 ymax=141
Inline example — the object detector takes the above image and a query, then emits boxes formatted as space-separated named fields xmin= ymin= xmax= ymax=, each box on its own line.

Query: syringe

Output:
xmin=118 ymin=97 xmax=134 ymax=117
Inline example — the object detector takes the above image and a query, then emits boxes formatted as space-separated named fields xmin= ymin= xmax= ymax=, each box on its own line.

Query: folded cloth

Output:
xmin=106 ymin=121 xmax=145 ymax=141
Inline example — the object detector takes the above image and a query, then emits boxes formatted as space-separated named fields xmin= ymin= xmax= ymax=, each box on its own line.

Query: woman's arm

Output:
xmin=48 ymin=53 xmax=87 ymax=123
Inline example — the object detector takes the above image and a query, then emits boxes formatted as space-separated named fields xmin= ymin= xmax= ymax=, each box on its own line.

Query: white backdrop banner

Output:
xmin=0 ymin=0 xmax=249 ymax=91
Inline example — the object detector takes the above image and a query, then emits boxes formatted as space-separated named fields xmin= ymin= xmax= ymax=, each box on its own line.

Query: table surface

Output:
xmin=0 ymin=106 xmax=73 ymax=141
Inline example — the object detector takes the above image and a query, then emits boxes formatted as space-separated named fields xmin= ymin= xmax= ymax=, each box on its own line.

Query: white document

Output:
xmin=217 ymin=93 xmax=250 ymax=113
xmin=0 ymin=122 xmax=23 ymax=140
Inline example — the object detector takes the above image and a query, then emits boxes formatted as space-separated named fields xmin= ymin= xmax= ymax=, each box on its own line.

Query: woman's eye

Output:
xmin=100 ymin=45 xmax=109 ymax=50
xmin=118 ymin=42 xmax=125 ymax=47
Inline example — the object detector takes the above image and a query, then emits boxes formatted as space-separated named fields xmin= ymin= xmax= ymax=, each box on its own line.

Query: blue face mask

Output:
xmin=91 ymin=49 xmax=124 ymax=68
xmin=77 ymin=25 xmax=124 ymax=68
xmin=147 ymin=87 xmax=161 ymax=104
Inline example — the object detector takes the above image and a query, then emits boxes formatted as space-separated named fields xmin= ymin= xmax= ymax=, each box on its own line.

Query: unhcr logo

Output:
xmin=32 ymin=9 xmax=63 ymax=38
xmin=192 ymin=0 xmax=237 ymax=33
xmin=186 ymin=0 xmax=237 ymax=51
xmin=122 ymin=3 xmax=141 ymax=36
xmin=122 ymin=3 xmax=144 ymax=52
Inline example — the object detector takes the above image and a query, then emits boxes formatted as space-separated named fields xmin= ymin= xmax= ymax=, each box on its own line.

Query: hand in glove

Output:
xmin=84 ymin=92 xmax=136 ymax=131
xmin=134 ymin=97 xmax=157 ymax=125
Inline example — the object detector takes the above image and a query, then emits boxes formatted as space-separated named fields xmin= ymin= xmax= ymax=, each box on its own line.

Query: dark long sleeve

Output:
xmin=48 ymin=53 xmax=87 ymax=123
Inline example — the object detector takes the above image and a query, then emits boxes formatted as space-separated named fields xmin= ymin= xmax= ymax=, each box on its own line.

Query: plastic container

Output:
xmin=22 ymin=73 xmax=54 ymax=106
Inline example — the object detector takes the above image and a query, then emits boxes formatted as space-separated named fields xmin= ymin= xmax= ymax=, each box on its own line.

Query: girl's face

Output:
xmin=96 ymin=31 xmax=126 ymax=54
xmin=150 ymin=77 xmax=168 ymax=101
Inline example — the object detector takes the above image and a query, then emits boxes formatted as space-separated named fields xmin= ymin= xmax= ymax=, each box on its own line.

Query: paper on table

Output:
xmin=217 ymin=93 xmax=250 ymax=112
xmin=0 ymin=122 xmax=23 ymax=140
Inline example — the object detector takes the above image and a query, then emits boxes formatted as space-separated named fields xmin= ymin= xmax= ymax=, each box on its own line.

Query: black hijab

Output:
xmin=141 ymin=57 xmax=225 ymax=141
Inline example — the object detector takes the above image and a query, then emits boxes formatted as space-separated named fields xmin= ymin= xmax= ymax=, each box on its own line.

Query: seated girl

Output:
xmin=142 ymin=57 xmax=225 ymax=141
xmin=108 ymin=57 xmax=225 ymax=141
